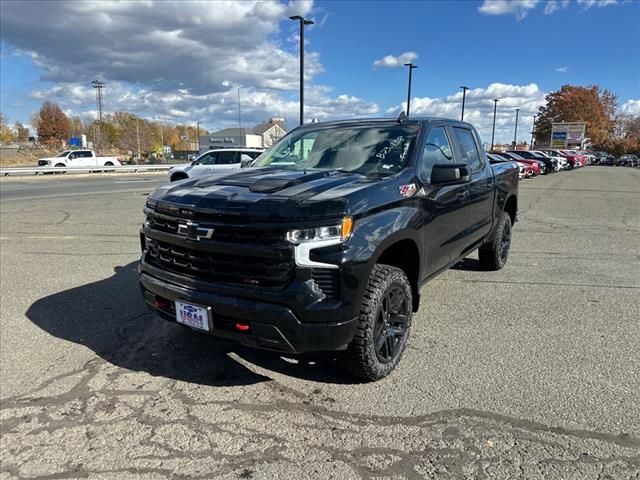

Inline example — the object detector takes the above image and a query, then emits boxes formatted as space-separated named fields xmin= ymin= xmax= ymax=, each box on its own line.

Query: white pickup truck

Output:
xmin=37 ymin=149 xmax=121 ymax=169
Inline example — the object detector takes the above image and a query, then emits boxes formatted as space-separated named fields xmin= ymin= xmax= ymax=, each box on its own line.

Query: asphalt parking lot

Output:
xmin=1 ymin=168 xmax=639 ymax=479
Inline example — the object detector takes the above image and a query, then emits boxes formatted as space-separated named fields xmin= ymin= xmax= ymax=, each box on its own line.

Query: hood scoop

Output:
xmin=248 ymin=170 xmax=331 ymax=193
xmin=249 ymin=177 xmax=295 ymax=193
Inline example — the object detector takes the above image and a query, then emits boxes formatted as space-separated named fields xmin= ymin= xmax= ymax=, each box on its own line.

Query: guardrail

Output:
xmin=1 ymin=164 xmax=181 ymax=176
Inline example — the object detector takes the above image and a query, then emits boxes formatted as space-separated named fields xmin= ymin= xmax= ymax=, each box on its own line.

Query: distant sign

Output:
xmin=68 ymin=137 xmax=81 ymax=147
xmin=551 ymin=122 xmax=586 ymax=149
xmin=208 ymin=137 xmax=234 ymax=144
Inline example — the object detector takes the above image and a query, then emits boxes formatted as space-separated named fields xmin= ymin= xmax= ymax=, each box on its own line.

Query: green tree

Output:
xmin=536 ymin=85 xmax=617 ymax=148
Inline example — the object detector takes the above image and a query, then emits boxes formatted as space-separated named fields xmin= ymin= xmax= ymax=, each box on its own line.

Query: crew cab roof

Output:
xmin=292 ymin=117 xmax=477 ymax=130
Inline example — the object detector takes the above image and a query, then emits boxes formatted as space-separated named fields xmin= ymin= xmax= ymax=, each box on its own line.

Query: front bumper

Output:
xmin=139 ymin=261 xmax=359 ymax=354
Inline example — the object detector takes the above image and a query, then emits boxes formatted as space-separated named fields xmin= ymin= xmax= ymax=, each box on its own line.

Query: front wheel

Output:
xmin=343 ymin=264 xmax=412 ymax=381
xmin=478 ymin=212 xmax=512 ymax=271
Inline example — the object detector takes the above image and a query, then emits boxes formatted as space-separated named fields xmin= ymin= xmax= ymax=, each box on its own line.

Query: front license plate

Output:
xmin=175 ymin=300 xmax=210 ymax=332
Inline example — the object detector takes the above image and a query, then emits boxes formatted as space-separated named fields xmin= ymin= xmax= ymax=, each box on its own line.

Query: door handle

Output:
xmin=457 ymin=190 xmax=470 ymax=200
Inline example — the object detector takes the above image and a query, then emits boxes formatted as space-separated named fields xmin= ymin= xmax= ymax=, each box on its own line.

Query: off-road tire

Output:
xmin=478 ymin=212 xmax=512 ymax=271
xmin=343 ymin=264 xmax=412 ymax=381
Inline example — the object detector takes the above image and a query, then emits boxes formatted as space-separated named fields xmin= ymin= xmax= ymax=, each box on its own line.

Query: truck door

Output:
xmin=448 ymin=126 xmax=494 ymax=255
xmin=81 ymin=150 xmax=97 ymax=167
xmin=418 ymin=124 xmax=472 ymax=277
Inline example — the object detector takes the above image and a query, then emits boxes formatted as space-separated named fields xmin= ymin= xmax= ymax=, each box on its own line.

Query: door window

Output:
xmin=217 ymin=151 xmax=238 ymax=165
xmin=452 ymin=127 xmax=482 ymax=170
xmin=421 ymin=127 xmax=454 ymax=181
xmin=195 ymin=152 xmax=218 ymax=165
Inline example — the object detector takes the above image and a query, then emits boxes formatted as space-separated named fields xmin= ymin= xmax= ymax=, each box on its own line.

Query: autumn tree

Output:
xmin=33 ymin=101 xmax=71 ymax=144
xmin=0 ymin=113 xmax=16 ymax=143
xmin=536 ymin=85 xmax=616 ymax=148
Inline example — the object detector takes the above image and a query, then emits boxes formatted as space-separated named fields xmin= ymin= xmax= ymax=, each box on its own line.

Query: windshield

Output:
xmin=56 ymin=150 xmax=71 ymax=157
xmin=254 ymin=124 xmax=420 ymax=176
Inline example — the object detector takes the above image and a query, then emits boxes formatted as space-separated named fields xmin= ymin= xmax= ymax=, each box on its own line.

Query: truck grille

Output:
xmin=146 ymin=238 xmax=292 ymax=288
xmin=146 ymin=214 xmax=283 ymax=245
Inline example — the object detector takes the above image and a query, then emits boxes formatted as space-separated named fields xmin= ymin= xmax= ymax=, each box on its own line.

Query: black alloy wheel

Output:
xmin=373 ymin=286 xmax=410 ymax=363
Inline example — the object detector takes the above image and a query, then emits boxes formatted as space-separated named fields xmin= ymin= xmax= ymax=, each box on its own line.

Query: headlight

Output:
xmin=145 ymin=197 xmax=158 ymax=210
xmin=287 ymin=217 xmax=354 ymax=269
xmin=286 ymin=217 xmax=353 ymax=245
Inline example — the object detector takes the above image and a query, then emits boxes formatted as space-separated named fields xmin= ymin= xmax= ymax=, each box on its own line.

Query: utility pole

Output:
xmin=460 ymin=86 xmax=469 ymax=121
xmin=404 ymin=63 xmax=418 ymax=116
xmin=238 ymin=87 xmax=242 ymax=136
xmin=160 ymin=124 xmax=164 ymax=162
xmin=491 ymin=99 xmax=499 ymax=151
xmin=290 ymin=15 xmax=314 ymax=125
xmin=513 ymin=108 xmax=520 ymax=149
xmin=196 ymin=121 xmax=200 ymax=153
xmin=136 ymin=118 xmax=141 ymax=164
xmin=91 ymin=80 xmax=105 ymax=153
xmin=530 ymin=114 xmax=537 ymax=147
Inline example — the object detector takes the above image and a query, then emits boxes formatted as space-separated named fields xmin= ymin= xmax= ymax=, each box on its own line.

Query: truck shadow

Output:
xmin=25 ymin=262 xmax=358 ymax=387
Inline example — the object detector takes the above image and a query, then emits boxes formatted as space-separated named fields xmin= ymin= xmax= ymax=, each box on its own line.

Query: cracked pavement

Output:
xmin=1 ymin=168 xmax=639 ymax=479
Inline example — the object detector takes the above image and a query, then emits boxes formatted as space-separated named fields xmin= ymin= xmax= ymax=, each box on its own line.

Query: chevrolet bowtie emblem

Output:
xmin=177 ymin=221 xmax=214 ymax=240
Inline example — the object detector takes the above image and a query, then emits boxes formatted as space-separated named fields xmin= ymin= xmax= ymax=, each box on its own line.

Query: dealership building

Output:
xmin=198 ymin=117 xmax=287 ymax=153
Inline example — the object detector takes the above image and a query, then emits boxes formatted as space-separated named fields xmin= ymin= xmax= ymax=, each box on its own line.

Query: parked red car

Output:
xmin=547 ymin=150 xmax=585 ymax=168
xmin=493 ymin=152 xmax=541 ymax=175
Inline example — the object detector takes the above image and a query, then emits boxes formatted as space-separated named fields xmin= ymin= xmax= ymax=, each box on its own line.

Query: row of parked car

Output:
xmin=487 ymin=149 xmax=638 ymax=180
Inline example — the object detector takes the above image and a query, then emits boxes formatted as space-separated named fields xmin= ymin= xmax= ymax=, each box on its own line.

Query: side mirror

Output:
xmin=430 ymin=163 xmax=471 ymax=185
xmin=240 ymin=154 xmax=253 ymax=168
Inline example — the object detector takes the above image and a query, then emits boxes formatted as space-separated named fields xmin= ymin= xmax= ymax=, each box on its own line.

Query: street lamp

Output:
xmin=530 ymin=114 xmax=537 ymax=147
xmin=404 ymin=63 xmax=418 ymax=116
xmin=490 ymin=99 xmax=499 ymax=151
xmin=460 ymin=86 xmax=469 ymax=121
xmin=513 ymin=108 xmax=520 ymax=148
xmin=290 ymin=15 xmax=314 ymax=126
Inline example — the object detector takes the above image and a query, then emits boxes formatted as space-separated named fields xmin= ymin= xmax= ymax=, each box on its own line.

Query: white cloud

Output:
xmin=385 ymin=82 xmax=547 ymax=145
xmin=576 ymin=0 xmax=618 ymax=8
xmin=478 ymin=0 xmax=539 ymax=20
xmin=555 ymin=66 xmax=568 ymax=73
xmin=0 ymin=0 xmax=382 ymax=129
xmin=620 ymin=99 xmax=640 ymax=116
xmin=483 ymin=0 xmax=619 ymax=18
xmin=29 ymin=81 xmax=379 ymax=131
xmin=372 ymin=52 xmax=418 ymax=68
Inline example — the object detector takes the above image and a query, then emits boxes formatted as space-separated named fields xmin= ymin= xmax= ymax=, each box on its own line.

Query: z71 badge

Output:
xmin=399 ymin=183 xmax=417 ymax=197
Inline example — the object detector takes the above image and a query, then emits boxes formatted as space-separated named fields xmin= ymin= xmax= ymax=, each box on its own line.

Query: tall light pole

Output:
xmin=491 ymin=99 xmax=499 ymax=151
xmin=460 ymin=86 xmax=469 ymax=121
xmin=513 ymin=108 xmax=520 ymax=148
xmin=530 ymin=114 xmax=537 ymax=147
xmin=404 ymin=63 xmax=418 ymax=116
xmin=290 ymin=15 xmax=314 ymax=126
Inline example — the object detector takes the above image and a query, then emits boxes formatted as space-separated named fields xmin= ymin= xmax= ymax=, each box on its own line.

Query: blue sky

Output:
xmin=1 ymin=0 xmax=639 ymax=144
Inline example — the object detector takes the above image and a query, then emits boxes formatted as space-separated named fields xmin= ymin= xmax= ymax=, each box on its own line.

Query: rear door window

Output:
xmin=217 ymin=151 xmax=238 ymax=165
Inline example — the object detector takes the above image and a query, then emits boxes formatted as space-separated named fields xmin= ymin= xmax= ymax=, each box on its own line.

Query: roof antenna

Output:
xmin=397 ymin=110 xmax=407 ymax=123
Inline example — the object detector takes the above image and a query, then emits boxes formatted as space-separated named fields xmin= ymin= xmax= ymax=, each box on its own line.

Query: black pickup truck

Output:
xmin=139 ymin=117 xmax=518 ymax=380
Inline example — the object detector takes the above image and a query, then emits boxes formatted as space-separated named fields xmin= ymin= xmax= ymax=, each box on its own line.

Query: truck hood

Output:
xmin=149 ymin=167 xmax=411 ymax=223
xmin=38 ymin=157 xmax=61 ymax=162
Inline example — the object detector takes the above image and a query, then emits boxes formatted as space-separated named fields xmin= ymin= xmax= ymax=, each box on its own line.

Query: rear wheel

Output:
xmin=479 ymin=212 xmax=512 ymax=271
xmin=343 ymin=264 xmax=412 ymax=381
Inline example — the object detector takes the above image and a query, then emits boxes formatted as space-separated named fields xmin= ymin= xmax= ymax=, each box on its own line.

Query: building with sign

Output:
xmin=199 ymin=117 xmax=287 ymax=153
xmin=550 ymin=122 xmax=586 ymax=149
